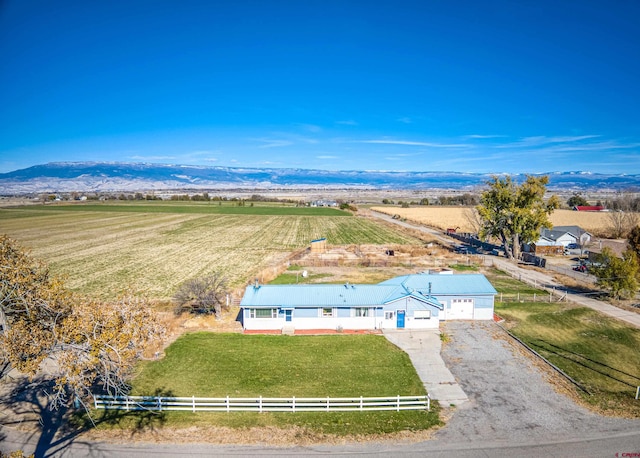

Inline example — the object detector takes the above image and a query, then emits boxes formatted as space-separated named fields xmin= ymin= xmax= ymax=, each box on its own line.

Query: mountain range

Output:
xmin=1 ymin=162 xmax=639 ymax=194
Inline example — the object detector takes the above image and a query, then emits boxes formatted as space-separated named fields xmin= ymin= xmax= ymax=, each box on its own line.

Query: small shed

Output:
xmin=310 ymin=238 xmax=327 ymax=253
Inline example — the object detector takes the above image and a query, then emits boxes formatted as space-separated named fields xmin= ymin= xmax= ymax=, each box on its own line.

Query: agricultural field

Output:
xmin=372 ymin=206 xmax=616 ymax=235
xmin=0 ymin=203 xmax=422 ymax=300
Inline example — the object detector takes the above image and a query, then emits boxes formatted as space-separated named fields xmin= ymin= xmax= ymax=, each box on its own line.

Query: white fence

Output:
xmin=93 ymin=394 xmax=430 ymax=413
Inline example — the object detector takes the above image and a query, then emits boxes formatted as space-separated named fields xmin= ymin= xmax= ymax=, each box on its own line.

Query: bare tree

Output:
xmin=173 ymin=273 xmax=229 ymax=317
xmin=0 ymin=235 xmax=164 ymax=412
xmin=607 ymin=196 xmax=640 ymax=238
xmin=463 ymin=207 xmax=483 ymax=234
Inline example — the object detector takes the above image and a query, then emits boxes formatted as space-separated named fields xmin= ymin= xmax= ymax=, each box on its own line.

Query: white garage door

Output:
xmin=449 ymin=299 xmax=474 ymax=320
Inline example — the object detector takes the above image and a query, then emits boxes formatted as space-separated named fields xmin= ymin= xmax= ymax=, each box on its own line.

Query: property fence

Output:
xmin=93 ymin=394 xmax=430 ymax=413
xmin=495 ymin=291 xmax=568 ymax=303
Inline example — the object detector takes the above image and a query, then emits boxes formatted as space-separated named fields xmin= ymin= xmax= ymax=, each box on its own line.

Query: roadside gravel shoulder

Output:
xmin=435 ymin=321 xmax=640 ymax=444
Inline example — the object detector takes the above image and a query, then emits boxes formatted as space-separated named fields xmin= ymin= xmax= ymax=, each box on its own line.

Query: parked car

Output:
xmin=573 ymin=264 xmax=587 ymax=272
xmin=567 ymin=243 xmax=578 ymax=249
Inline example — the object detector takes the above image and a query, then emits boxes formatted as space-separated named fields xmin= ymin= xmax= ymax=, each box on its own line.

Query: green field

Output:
xmin=488 ymin=269 xmax=640 ymax=415
xmin=0 ymin=203 xmax=422 ymax=299
xmin=14 ymin=201 xmax=350 ymax=216
xmin=107 ymin=332 xmax=440 ymax=435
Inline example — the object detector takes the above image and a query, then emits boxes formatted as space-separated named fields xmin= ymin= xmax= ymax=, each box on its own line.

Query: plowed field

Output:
xmin=0 ymin=205 xmax=421 ymax=299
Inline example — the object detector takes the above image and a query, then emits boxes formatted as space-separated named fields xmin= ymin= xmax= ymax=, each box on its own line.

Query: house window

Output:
xmin=353 ymin=307 xmax=370 ymax=317
xmin=321 ymin=307 xmax=334 ymax=317
xmin=452 ymin=298 xmax=474 ymax=305
xmin=250 ymin=308 xmax=277 ymax=318
xmin=384 ymin=311 xmax=394 ymax=320
xmin=414 ymin=310 xmax=431 ymax=320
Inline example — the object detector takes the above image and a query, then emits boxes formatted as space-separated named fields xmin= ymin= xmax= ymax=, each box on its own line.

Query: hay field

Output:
xmin=0 ymin=207 xmax=421 ymax=300
xmin=371 ymin=206 xmax=616 ymax=235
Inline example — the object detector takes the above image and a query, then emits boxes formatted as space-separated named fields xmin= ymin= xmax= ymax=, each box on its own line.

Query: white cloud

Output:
xmin=397 ymin=117 xmax=412 ymax=124
xmin=362 ymin=139 xmax=467 ymax=148
xmin=257 ymin=139 xmax=294 ymax=148
xmin=463 ymin=134 xmax=506 ymax=139
xmin=336 ymin=120 xmax=358 ymax=126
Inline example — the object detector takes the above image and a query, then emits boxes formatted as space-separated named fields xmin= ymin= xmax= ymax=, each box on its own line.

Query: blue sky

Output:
xmin=1 ymin=1 xmax=639 ymax=174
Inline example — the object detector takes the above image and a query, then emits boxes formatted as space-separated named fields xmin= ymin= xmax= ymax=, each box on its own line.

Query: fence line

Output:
xmin=93 ymin=394 xmax=430 ymax=413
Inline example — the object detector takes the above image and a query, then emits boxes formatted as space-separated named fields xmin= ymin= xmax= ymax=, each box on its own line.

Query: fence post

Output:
xmin=636 ymin=386 xmax=639 ymax=400
xmin=126 ymin=396 xmax=130 ymax=412
xmin=157 ymin=396 xmax=162 ymax=412
xmin=360 ymin=396 xmax=363 ymax=411
xmin=192 ymin=395 xmax=195 ymax=413
xmin=259 ymin=395 xmax=263 ymax=413
xmin=93 ymin=395 xmax=98 ymax=410
xmin=327 ymin=396 xmax=330 ymax=411
xmin=427 ymin=395 xmax=430 ymax=411
xmin=292 ymin=396 xmax=295 ymax=412
xmin=397 ymin=394 xmax=400 ymax=412
xmin=226 ymin=395 xmax=230 ymax=413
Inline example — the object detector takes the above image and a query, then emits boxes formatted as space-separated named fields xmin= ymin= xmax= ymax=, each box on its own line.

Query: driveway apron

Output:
xmin=383 ymin=329 xmax=468 ymax=406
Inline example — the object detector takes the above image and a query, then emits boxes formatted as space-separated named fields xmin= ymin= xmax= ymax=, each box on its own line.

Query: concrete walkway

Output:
xmin=383 ymin=329 xmax=468 ymax=406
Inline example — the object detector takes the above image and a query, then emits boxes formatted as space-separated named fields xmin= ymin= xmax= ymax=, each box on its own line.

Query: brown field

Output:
xmin=0 ymin=206 xmax=422 ymax=301
xmin=371 ymin=206 xmax=621 ymax=236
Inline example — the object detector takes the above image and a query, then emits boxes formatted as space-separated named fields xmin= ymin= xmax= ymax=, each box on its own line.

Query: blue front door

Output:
xmin=396 ymin=310 xmax=405 ymax=328
xmin=285 ymin=309 xmax=292 ymax=322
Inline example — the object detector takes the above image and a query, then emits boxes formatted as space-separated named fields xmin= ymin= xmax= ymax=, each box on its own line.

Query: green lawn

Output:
xmin=99 ymin=333 xmax=440 ymax=435
xmin=490 ymin=266 xmax=640 ymax=415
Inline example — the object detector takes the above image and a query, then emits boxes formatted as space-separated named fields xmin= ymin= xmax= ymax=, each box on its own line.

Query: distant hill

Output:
xmin=0 ymin=162 xmax=639 ymax=194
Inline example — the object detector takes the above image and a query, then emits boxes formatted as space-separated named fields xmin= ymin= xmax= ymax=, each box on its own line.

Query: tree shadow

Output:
xmin=0 ymin=376 xmax=171 ymax=458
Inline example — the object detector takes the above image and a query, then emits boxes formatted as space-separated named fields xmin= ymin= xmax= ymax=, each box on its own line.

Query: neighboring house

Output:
xmin=546 ymin=225 xmax=592 ymax=246
xmin=525 ymin=226 xmax=593 ymax=254
xmin=311 ymin=200 xmax=338 ymax=207
xmin=239 ymin=272 xmax=497 ymax=333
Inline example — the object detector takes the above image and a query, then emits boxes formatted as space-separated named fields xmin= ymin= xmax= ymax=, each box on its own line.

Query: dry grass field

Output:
xmin=371 ymin=206 xmax=619 ymax=236
xmin=0 ymin=206 xmax=422 ymax=300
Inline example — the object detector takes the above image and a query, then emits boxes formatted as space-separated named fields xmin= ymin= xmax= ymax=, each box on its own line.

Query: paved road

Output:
xmin=370 ymin=210 xmax=640 ymax=329
xmin=3 ymin=322 xmax=639 ymax=457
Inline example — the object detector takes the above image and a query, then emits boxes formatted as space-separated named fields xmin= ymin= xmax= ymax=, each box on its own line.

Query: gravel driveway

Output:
xmin=435 ymin=321 xmax=640 ymax=444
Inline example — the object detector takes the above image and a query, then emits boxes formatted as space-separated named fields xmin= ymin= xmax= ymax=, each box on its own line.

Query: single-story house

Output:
xmin=239 ymin=273 xmax=497 ymax=332
xmin=525 ymin=226 xmax=593 ymax=254
xmin=545 ymin=225 xmax=592 ymax=246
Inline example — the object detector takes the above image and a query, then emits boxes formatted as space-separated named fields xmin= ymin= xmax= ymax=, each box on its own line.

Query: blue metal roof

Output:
xmin=241 ymin=283 xmax=401 ymax=308
xmin=379 ymin=273 xmax=497 ymax=296
xmin=240 ymin=273 xmax=496 ymax=309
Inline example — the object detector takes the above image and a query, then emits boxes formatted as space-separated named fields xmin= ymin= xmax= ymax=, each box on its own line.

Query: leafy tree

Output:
xmin=0 ymin=235 xmax=163 ymax=410
xmin=173 ymin=274 xmax=229 ymax=317
xmin=567 ymin=193 xmax=588 ymax=207
xmin=591 ymin=247 xmax=639 ymax=299
xmin=476 ymin=175 xmax=560 ymax=261
xmin=629 ymin=225 xmax=640 ymax=259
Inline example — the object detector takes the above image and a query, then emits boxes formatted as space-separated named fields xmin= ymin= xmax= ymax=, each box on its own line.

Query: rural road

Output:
xmin=3 ymin=322 xmax=640 ymax=457
xmin=2 ymin=211 xmax=639 ymax=457
xmin=370 ymin=210 xmax=640 ymax=329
